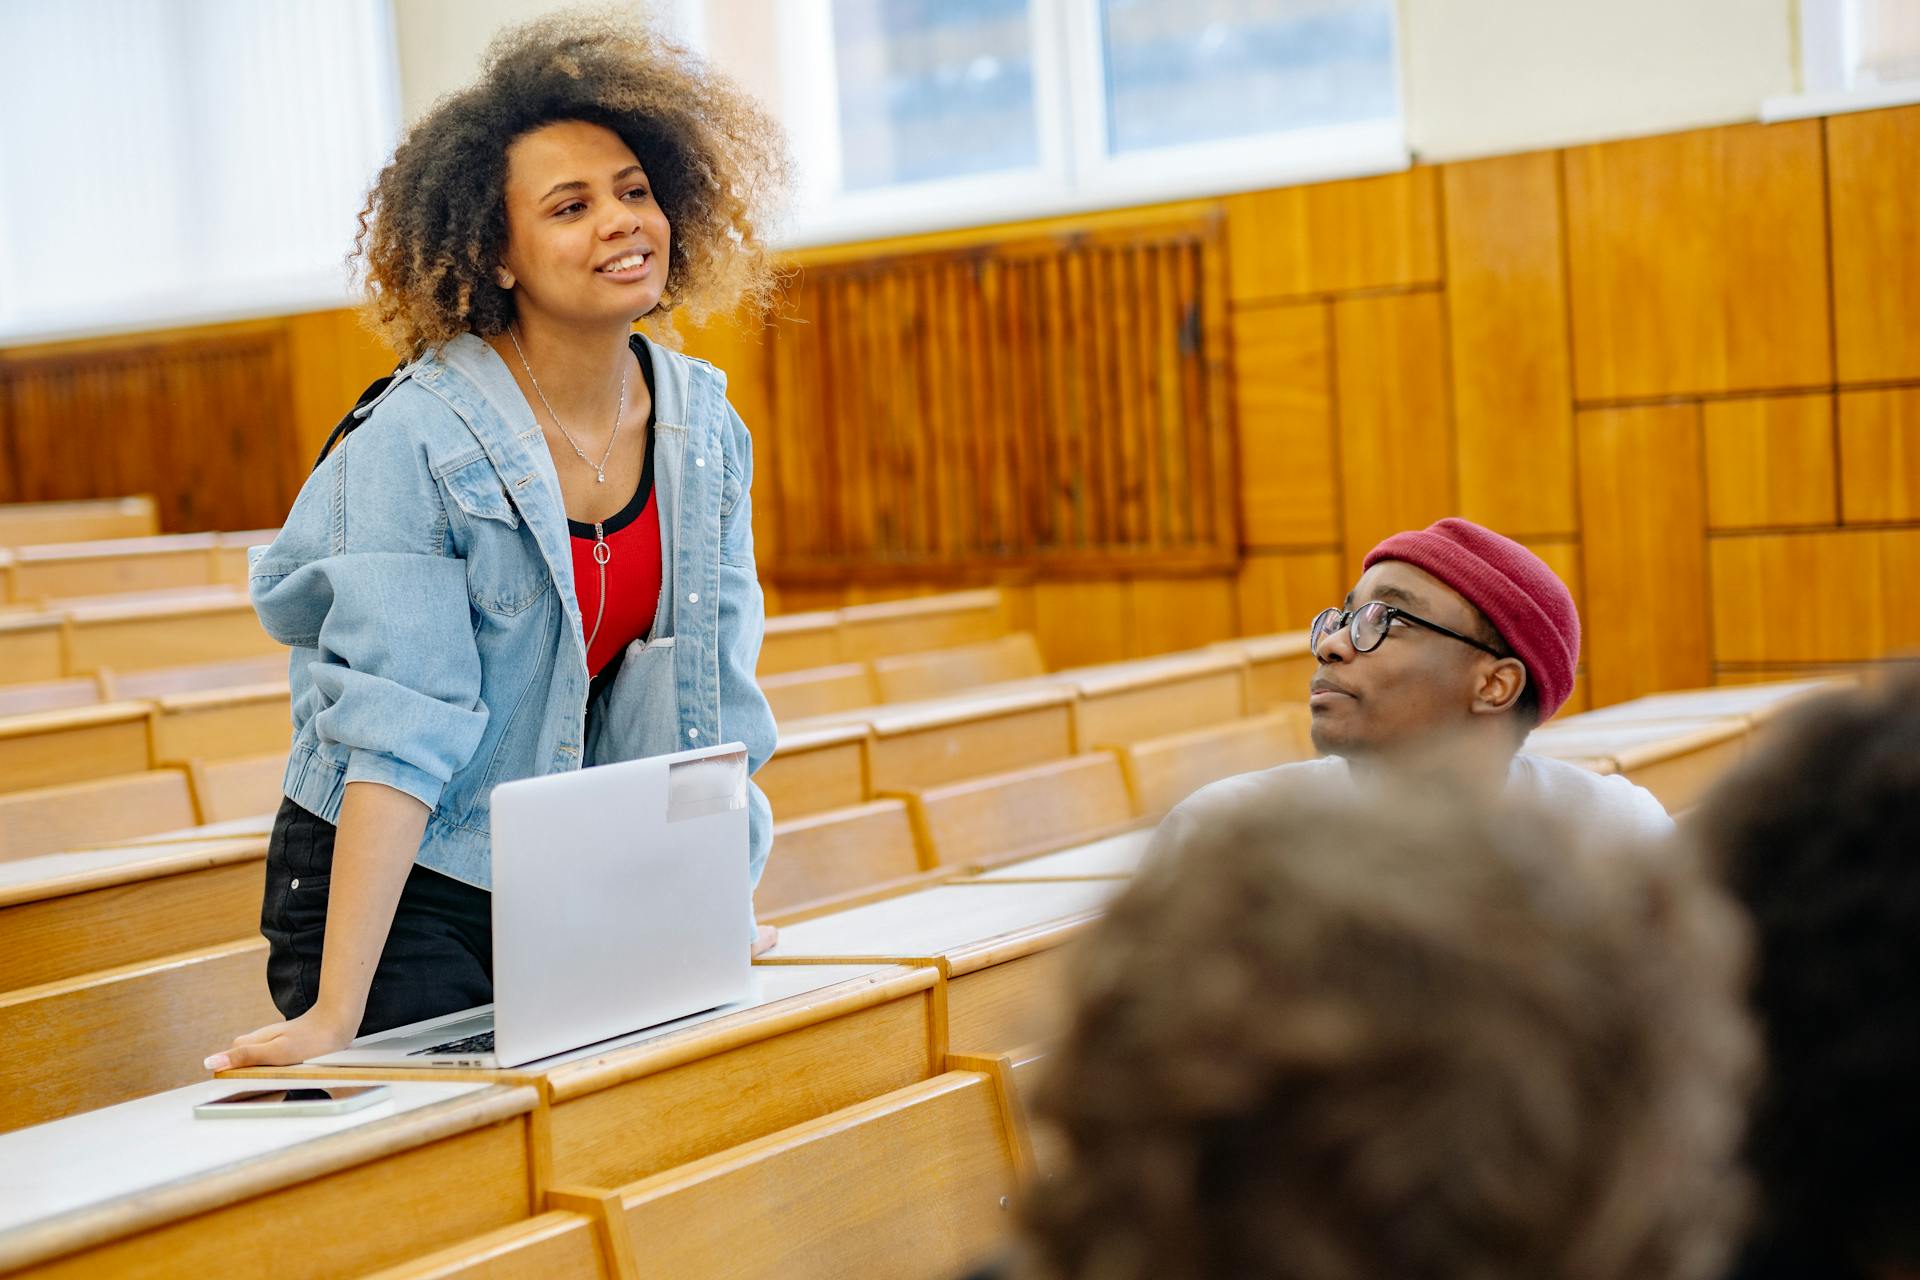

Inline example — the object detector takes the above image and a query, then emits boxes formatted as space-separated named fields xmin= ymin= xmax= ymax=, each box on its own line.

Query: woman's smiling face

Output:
xmin=495 ymin=119 xmax=672 ymax=330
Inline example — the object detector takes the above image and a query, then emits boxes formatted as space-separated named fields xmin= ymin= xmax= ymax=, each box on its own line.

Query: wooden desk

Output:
xmin=6 ymin=533 xmax=219 ymax=604
xmin=228 ymin=964 xmax=945 ymax=1190
xmin=1211 ymin=631 xmax=1315 ymax=711
xmin=766 ymin=881 xmax=1119 ymax=1051
xmin=603 ymin=1069 xmax=1019 ymax=1280
xmin=0 ymin=496 xmax=157 ymax=548
xmin=62 ymin=594 xmax=280 ymax=675
xmin=757 ymin=721 xmax=868 ymax=821
xmin=0 ymin=613 xmax=64 ymax=687
xmin=758 ymin=610 xmax=841 ymax=675
xmin=760 ymin=662 xmax=875 ymax=722
xmin=898 ymin=752 xmax=1140 ymax=869
xmin=0 ymin=1079 xmax=536 ymax=1279
xmin=1117 ymin=708 xmax=1312 ymax=816
xmin=865 ymin=686 xmax=1078 ymax=792
xmin=872 ymin=632 xmax=1045 ymax=704
xmin=973 ymin=829 xmax=1154 ymax=880
xmin=0 ymin=769 xmax=199 ymax=862
xmin=835 ymin=589 xmax=1005 ymax=662
xmin=0 ymin=702 xmax=153 ymax=793
xmin=1556 ymin=678 xmax=1846 ymax=728
xmin=0 ymin=837 xmax=266 ymax=990
xmin=1058 ymin=649 xmax=1250 ymax=746
xmin=1525 ymin=718 xmax=1751 ymax=811
xmin=149 ymin=682 xmax=293 ymax=762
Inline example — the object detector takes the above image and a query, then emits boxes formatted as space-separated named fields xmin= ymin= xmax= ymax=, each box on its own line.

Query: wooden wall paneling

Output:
xmin=1563 ymin=122 xmax=1831 ymax=400
xmin=1702 ymin=394 xmax=1840 ymax=529
xmin=1710 ymin=529 xmax=1920 ymax=664
xmin=1031 ymin=578 xmax=1130 ymax=669
xmin=1236 ymin=551 xmax=1344 ymax=636
xmin=1232 ymin=302 xmax=1338 ymax=547
xmin=1442 ymin=152 xmax=1577 ymax=536
xmin=1125 ymin=574 xmax=1237 ymax=658
xmin=1332 ymin=291 xmax=1455 ymax=578
xmin=1521 ymin=538 xmax=1584 ymax=619
xmin=1225 ymin=168 xmax=1442 ymax=302
xmin=283 ymin=308 xmax=398 ymax=477
xmin=1576 ymin=405 xmax=1713 ymax=703
xmin=1838 ymin=387 xmax=1920 ymax=522
xmin=1827 ymin=105 xmax=1920 ymax=383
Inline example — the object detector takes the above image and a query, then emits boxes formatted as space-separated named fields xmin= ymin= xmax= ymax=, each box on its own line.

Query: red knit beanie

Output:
xmin=1362 ymin=518 xmax=1580 ymax=722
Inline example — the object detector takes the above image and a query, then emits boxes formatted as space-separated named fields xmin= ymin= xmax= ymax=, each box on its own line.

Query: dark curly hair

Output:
xmin=1009 ymin=781 xmax=1754 ymax=1280
xmin=1694 ymin=669 xmax=1920 ymax=1274
xmin=351 ymin=9 xmax=790 ymax=356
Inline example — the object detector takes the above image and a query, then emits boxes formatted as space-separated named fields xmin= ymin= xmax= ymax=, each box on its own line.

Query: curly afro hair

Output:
xmin=1694 ymin=669 xmax=1920 ymax=1272
xmin=351 ymin=8 xmax=791 ymax=357
xmin=1008 ymin=779 xmax=1755 ymax=1280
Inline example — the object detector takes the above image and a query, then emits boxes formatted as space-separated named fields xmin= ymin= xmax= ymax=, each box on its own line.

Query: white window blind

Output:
xmin=0 ymin=0 xmax=399 ymax=343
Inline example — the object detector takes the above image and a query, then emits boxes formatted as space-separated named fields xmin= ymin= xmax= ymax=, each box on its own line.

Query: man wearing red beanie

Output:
xmin=1179 ymin=518 xmax=1672 ymax=836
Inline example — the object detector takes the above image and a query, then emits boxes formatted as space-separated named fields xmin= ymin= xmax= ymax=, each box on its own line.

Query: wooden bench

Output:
xmin=213 ymin=528 xmax=280 ymax=586
xmin=865 ymin=687 xmax=1078 ymax=793
xmin=1060 ymin=649 xmax=1250 ymax=747
xmin=188 ymin=751 xmax=289 ymax=823
xmin=103 ymin=653 xmax=289 ymax=700
xmin=0 ymin=938 xmax=282 ymax=1132
xmin=150 ymin=683 xmax=293 ymax=762
xmin=872 ymin=632 xmax=1045 ymax=704
xmin=0 ymin=496 xmax=158 ymax=547
xmin=758 ymin=610 xmax=841 ymax=675
xmin=63 ymin=593 xmax=280 ymax=674
xmin=0 ymin=611 xmax=64 ymax=685
xmin=759 ymin=662 xmax=876 ymax=722
xmin=226 ymin=964 xmax=946 ymax=1190
xmin=0 ymin=1080 xmax=538 ymax=1279
xmin=1211 ymin=631 xmax=1315 ymax=711
xmin=1525 ymin=718 xmax=1752 ymax=811
xmin=0 ymin=702 xmax=153 ymax=793
xmin=897 ymin=753 xmax=1140 ymax=870
xmin=1118 ymin=708 xmax=1313 ymax=816
xmin=756 ymin=800 xmax=927 ymax=919
xmin=835 ymin=589 xmax=1005 ymax=662
xmin=766 ymin=879 xmax=1118 ymax=1052
xmin=596 ymin=1069 xmax=1020 ymax=1280
xmin=4 ymin=533 xmax=219 ymax=604
xmin=361 ymin=1212 xmax=615 ymax=1280
xmin=0 ymin=770 xmax=199 ymax=862
xmin=757 ymin=722 xmax=868 ymax=821
xmin=0 ymin=838 xmax=267 ymax=990
xmin=0 ymin=674 xmax=100 ymax=719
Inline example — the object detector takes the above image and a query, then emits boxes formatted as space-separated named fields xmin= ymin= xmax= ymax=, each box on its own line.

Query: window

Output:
xmin=1770 ymin=0 xmax=1920 ymax=119
xmin=0 ymin=0 xmax=400 ymax=343
xmin=756 ymin=0 xmax=1402 ymax=246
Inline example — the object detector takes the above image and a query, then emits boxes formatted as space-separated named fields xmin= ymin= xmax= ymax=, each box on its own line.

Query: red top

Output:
xmin=568 ymin=427 xmax=661 ymax=678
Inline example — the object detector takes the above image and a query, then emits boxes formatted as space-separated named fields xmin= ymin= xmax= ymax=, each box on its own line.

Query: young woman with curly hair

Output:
xmin=206 ymin=13 xmax=791 ymax=1071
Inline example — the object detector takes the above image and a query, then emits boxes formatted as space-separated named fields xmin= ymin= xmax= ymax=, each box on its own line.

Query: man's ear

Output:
xmin=1470 ymin=657 xmax=1528 ymax=718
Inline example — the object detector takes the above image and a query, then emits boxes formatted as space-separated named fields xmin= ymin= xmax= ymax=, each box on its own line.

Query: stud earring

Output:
xmin=495 ymin=269 xmax=514 ymax=289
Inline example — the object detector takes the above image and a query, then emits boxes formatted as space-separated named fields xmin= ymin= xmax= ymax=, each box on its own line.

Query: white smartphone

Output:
xmin=193 ymin=1085 xmax=391 ymax=1119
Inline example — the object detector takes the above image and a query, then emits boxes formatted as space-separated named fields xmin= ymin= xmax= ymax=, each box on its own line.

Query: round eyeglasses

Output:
xmin=1310 ymin=602 xmax=1509 ymax=661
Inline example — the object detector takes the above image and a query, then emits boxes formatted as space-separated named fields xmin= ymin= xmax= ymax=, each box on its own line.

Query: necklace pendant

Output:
xmin=596 ymin=470 xmax=607 ymax=483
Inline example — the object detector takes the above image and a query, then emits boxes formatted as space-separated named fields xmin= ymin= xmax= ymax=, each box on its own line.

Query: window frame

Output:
xmin=1762 ymin=0 xmax=1920 ymax=123
xmin=778 ymin=0 xmax=1408 ymax=249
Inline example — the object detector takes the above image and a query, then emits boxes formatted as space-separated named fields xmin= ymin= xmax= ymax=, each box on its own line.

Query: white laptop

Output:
xmin=310 ymin=742 xmax=754 ymax=1069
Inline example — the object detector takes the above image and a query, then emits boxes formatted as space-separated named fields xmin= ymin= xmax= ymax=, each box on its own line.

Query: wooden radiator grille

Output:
xmin=765 ymin=214 xmax=1236 ymax=579
xmin=1 ymin=328 xmax=299 ymax=531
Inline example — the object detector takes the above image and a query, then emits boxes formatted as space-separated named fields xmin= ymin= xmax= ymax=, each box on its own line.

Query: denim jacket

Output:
xmin=248 ymin=332 xmax=775 ymax=895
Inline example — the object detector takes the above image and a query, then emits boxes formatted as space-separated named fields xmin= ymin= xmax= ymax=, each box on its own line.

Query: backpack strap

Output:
xmin=310 ymin=365 xmax=410 ymax=471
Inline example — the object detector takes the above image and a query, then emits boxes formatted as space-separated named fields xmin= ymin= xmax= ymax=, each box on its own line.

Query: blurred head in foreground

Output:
xmin=1008 ymin=788 xmax=1755 ymax=1280
xmin=1694 ymin=670 xmax=1920 ymax=1280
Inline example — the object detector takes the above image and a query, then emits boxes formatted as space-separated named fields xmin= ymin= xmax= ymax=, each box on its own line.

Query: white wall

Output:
xmin=1400 ymin=0 xmax=1800 ymax=161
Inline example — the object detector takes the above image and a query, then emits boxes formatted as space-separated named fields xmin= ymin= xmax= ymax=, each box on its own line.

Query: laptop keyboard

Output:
xmin=409 ymin=1030 xmax=495 ymax=1057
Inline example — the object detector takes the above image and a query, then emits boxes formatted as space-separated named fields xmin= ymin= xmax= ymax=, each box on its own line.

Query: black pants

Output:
xmin=261 ymin=797 xmax=494 ymax=1036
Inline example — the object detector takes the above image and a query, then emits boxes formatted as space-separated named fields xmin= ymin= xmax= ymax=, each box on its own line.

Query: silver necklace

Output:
xmin=507 ymin=325 xmax=627 ymax=483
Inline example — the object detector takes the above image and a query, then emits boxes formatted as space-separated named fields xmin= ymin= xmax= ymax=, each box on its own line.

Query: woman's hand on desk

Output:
xmin=204 ymin=1004 xmax=358 ymax=1071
